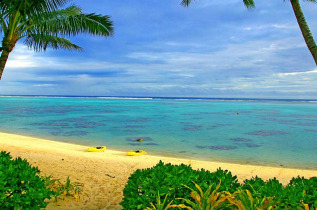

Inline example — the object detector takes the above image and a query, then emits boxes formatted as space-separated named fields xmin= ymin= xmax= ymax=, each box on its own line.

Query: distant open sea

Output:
xmin=0 ymin=96 xmax=316 ymax=169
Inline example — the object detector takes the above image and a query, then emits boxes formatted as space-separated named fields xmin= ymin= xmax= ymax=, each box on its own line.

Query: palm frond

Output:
xmin=47 ymin=4 xmax=82 ymax=18
xmin=29 ymin=6 xmax=114 ymax=37
xmin=0 ymin=0 xmax=68 ymax=14
xmin=181 ymin=0 xmax=194 ymax=7
xmin=243 ymin=0 xmax=255 ymax=9
xmin=0 ymin=0 xmax=70 ymax=22
xmin=24 ymin=33 xmax=82 ymax=52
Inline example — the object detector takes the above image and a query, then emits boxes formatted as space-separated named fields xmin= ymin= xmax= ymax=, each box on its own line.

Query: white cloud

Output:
xmin=277 ymin=69 xmax=317 ymax=76
xmin=32 ymin=84 xmax=56 ymax=87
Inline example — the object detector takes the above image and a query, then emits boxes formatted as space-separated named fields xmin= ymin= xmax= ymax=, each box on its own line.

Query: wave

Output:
xmin=0 ymin=95 xmax=316 ymax=102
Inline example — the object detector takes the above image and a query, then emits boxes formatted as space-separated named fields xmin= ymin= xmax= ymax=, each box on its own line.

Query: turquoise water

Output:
xmin=0 ymin=96 xmax=316 ymax=169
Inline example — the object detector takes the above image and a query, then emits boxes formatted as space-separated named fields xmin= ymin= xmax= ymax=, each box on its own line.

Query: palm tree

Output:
xmin=181 ymin=0 xmax=317 ymax=66
xmin=0 ymin=0 xmax=113 ymax=80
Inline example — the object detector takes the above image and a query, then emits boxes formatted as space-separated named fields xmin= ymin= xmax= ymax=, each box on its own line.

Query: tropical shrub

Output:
xmin=43 ymin=175 xmax=84 ymax=202
xmin=0 ymin=151 xmax=53 ymax=209
xmin=177 ymin=182 xmax=228 ymax=210
xmin=287 ymin=176 xmax=317 ymax=209
xmin=120 ymin=161 xmax=240 ymax=209
xmin=144 ymin=193 xmax=175 ymax=210
xmin=242 ymin=176 xmax=317 ymax=209
xmin=227 ymin=188 xmax=277 ymax=210
xmin=122 ymin=161 xmax=317 ymax=209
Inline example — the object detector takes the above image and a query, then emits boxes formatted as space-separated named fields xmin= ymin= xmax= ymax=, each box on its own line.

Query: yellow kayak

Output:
xmin=88 ymin=146 xmax=107 ymax=152
xmin=127 ymin=150 xmax=147 ymax=156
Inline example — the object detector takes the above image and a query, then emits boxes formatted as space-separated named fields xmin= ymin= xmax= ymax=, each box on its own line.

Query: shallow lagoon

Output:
xmin=0 ymin=96 xmax=316 ymax=169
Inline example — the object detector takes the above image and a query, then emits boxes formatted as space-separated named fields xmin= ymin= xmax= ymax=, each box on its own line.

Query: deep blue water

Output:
xmin=0 ymin=96 xmax=316 ymax=169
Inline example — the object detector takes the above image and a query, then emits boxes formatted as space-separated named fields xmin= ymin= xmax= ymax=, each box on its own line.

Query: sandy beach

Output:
xmin=0 ymin=132 xmax=316 ymax=209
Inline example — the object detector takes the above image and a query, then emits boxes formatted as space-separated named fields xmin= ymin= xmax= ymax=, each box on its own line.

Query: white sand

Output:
xmin=0 ymin=132 xmax=316 ymax=209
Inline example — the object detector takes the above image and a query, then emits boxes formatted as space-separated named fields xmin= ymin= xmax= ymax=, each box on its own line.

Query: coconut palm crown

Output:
xmin=0 ymin=0 xmax=114 ymax=79
xmin=181 ymin=0 xmax=317 ymax=66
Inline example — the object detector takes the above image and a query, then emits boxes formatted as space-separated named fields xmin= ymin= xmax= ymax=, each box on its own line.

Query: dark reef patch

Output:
xmin=32 ymin=122 xmax=70 ymax=127
xmin=144 ymin=142 xmax=159 ymax=146
xmin=82 ymin=115 xmax=105 ymax=118
xmin=179 ymin=151 xmax=187 ymax=153
xmin=117 ymin=125 xmax=145 ymax=129
xmin=207 ymin=124 xmax=231 ymax=130
xmin=305 ymin=129 xmax=317 ymax=133
xmin=192 ymin=117 xmax=203 ymax=120
xmin=195 ymin=145 xmax=237 ymax=150
xmin=74 ymin=121 xmax=106 ymax=128
xmin=126 ymin=118 xmax=150 ymax=123
xmin=50 ymin=131 xmax=88 ymax=136
xmin=209 ymin=145 xmax=237 ymax=150
xmin=195 ymin=145 xmax=208 ymax=149
xmin=183 ymin=125 xmax=202 ymax=131
xmin=246 ymin=130 xmax=290 ymax=136
xmin=129 ymin=142 xmax=159 ymax=146
xmin=285 ymin=114 xmax=317 ymax=119
xmin=31 ymin=118 xmax=106 ymax=130
xmin=200 ymin=112 xmax=232 ymax=115
xmin=99 ymin=110 xmax=119 ymax=113
xmin=244 ymin=143 xmax=261 ymax=148
xmin=230 ymin=137 xmax=252 ymax=142
xmin=182 ymin=113 xmax=199 ymax=116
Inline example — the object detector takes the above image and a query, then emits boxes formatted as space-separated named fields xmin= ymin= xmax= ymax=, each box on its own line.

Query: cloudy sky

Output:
xmin=1 ymin=0 xmax=317 ymax=99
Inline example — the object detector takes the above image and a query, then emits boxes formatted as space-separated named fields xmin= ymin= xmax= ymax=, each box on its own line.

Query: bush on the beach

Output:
xmin=243 ymin=176 xmax=317 ymax=209
xmin=121 ymin=161 xmax=317 ymax=210
xmin=0 ymin=151 xmax=53 ymax=209
xmin=120 ymin=160 xmax=240 ymax=209
xmin=43 ymin=175 xmax=84 ymax=201
xmin=287 ymin=176 xmax=317 ymax=208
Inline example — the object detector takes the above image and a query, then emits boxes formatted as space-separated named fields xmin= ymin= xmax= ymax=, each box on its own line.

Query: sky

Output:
xmin=0 ymin=0 xmax=317 ymax=99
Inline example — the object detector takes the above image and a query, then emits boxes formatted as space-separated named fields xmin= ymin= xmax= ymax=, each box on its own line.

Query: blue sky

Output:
xmin=1 ymin=0 xmax=317 ymax=98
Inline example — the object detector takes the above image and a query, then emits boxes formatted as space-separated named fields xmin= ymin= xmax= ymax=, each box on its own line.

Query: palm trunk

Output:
xmin=290 ymin=0 xmax=317 ymax=65
xmin=0 ymin=49 xmax=11 ymax=80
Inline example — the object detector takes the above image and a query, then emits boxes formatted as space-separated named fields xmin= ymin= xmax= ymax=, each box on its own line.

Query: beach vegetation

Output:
xmin=144 ymin=193 xmax=176 ymax=210
xmin=43 ymin=175 xmax=84 ymax=202
xmin=121 ymin=161 xmax=317 ymax=210
xmin=227 ymin=188 xmax=277 ymax=209
xmin=120 ymin=160 xmax=240 ymax=209
xmin=0 ymin=0 xmax=114 ymax=79
xmin=176 ymin=181 xmax=228 ymax=210
xmin=181 ymin=0 xmax=317 ymax=66
xmin=242 ymin=176 xmax=317 ymax=209
xmin=0 ymin=151 xmax=53 ymax=209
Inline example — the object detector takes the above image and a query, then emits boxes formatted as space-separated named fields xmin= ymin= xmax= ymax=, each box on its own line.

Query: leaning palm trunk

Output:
xmin=0 ymin=37 xmax=16 ymax=79
xmin=290 ymin=0 xmax=317 ymax=65
xmin=0 ymin=50 xmax=11 ymax=80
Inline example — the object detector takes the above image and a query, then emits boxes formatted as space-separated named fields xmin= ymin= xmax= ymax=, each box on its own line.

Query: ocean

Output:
xmin=0 ymin=96 xmax=316 ymax=169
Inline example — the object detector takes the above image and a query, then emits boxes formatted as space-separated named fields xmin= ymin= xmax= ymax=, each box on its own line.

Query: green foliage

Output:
xmin=0 ymin=0 xmax=114 ymax=79
xmin=287 ymin=176 xmax=317 ymax=209
xmin=120 ymin=160 xmax=240 ymax=209
xmin=144 ymin=193 xmax=175 ymax=210
xmin=122 ymin=161 xmax=317 ymax=210
xmin=43 ymin=175 xmax=84 ymax=202
xmin=242 ymin=176 xmax=317 ymax=209
xmin=227 ymin=188 xmax=277 ymax=210
xmin=0 ymin=151 xmax=53 ymax=209
xmin=177 ymin=182 xmax=228 ymax=210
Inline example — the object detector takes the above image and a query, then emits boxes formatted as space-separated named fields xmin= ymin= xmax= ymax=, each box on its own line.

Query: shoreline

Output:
xmin=1 ymin=132 xmax=316 ymax=209
xmin=3 ymin=129 xmax=315 ymax=171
